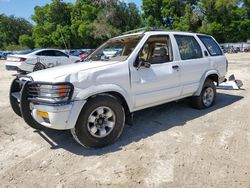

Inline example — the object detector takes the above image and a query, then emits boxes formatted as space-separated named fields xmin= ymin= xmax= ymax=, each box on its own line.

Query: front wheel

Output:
xmin=192 ymin=78 xmax=216 ymax=109
xmin=71 ymin=94 xmax=125 ymax=148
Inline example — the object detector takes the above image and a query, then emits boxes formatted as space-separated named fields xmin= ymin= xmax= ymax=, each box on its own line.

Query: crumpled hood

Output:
xmin=28 ymin=61 xmax=117 ymax=82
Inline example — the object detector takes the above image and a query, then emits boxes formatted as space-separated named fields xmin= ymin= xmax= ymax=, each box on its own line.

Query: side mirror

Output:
xmin=134 ymin=56 xmax=151 ymax=70
xmin=143 ymin=61 xmax=151 ymax=68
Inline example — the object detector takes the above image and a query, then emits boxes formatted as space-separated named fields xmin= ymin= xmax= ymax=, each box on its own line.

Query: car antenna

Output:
xmin=60 ymin=30 xmax=68 ymax=53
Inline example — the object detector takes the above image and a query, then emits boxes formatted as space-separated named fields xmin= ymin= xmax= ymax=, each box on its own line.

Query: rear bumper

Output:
xmin=5 ymin=61 xmax=34 ymax=72
xmin=5 ymin=65 xmax=19 ymax=71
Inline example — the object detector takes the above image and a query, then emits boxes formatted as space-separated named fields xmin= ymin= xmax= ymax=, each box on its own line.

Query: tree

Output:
xmin=142 ymin=0 xmax=250 ymax=43
xmin=31 ymin=0 xmax=142 ymax=49
xmin=198 ymin=0 xmax=250 ymax=42
xmin=0 ymin=14 xmax=32 ymax=49
xmin=142 ymin=0 xmax=164 ymax=27
xmin=32 ymin=0 xmax=73 ymax=48
xmin=19 ymin=34 xmax=35 ymax=49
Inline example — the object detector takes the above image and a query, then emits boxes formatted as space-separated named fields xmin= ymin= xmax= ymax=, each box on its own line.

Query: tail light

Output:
xmin=19 ymin=57 xmax=27 ymax=62
xmin=7 ymin=56 xmax=26 ymax=62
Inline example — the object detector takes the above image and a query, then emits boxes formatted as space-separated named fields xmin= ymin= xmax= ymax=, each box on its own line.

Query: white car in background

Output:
xmin=5 ymin=49 xmax=81 ymax=73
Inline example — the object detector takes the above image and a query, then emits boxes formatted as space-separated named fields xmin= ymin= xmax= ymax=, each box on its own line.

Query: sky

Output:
xmin=0 ymin=0 xmax=142 ymax=22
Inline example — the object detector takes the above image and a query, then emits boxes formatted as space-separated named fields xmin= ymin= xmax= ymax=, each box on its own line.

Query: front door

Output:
xmin=130 ymin=35 xmax=182 ymax=109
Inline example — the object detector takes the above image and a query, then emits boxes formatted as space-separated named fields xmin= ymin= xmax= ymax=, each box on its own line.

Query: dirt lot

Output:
xmin=0 ymin=53 xmax=250 ymax=188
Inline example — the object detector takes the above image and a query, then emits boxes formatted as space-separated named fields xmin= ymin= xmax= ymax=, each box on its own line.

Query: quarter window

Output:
xmin=198 ymin=35 xmax=222 ymax=56
xmin=174 ymin=35 xmax=203 ymax=60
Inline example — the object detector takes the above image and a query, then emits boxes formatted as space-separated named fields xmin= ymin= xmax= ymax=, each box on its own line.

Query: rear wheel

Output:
xmin=71 ymin=94 xmax=125 ymax=148
xmin=192 ymin=78 xmax=216 ymax=109
xmin=33 ymin=63 xmax=45 ymax=72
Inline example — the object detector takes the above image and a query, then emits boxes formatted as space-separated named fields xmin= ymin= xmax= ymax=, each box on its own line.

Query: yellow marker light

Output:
xmin=36 ymin=110 xmax=49 ymax=119
xmin=58 ymin=85 xmax=69 ymax=97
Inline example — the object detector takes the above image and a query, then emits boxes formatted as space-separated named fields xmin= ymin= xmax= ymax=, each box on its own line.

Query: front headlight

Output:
xmin=29 ymin=83 xmax=74 ymax=103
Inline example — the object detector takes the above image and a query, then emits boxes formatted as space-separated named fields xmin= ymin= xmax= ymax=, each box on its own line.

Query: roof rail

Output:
xmin=122 ymin=27 xmax=169 ymax=35
xmin=122 ymin=27 xmax=147 ymax=35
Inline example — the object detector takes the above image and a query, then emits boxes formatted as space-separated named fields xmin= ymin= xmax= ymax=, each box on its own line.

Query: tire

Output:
xmin=33 ymin=63 xmax=45 ymax=72
xmin=192 ymin=78 xmax=216 ymax=109
xmin=9 ymin=78 xmax=22 ymax=117
xmin=71 ymin=94 xmax=125 ymax=148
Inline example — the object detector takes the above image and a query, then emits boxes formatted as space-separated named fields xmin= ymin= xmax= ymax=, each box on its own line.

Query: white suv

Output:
xmin=9 ymin=31 xmax=227 ymax=148
xmin=5 ymin=49 xmax=80 ymax=73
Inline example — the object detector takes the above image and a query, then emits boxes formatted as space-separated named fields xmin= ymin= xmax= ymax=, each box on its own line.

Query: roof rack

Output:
xmin=122 ymin=27 xmax=147 ymax=35
xmin=122 ymin=27 xmax=170 ymax=35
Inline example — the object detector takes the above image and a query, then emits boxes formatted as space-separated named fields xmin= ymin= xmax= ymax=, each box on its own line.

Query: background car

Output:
xmin=5 ymin=49 xmax=81 ymax=73
xmin=0 ymin=52 xmax=13 ymax=60
xmin=69 ymin=49 xmax=95 ymax=60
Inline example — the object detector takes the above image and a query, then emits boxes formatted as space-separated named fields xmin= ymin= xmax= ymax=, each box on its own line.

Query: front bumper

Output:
xmin=31 ymin=100 xmax=86 ymax=130
xmin=10 ymin=77 xmax=85 ymax=130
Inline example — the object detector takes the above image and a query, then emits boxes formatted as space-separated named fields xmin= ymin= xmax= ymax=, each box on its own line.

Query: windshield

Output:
xmin=87 ymin=34 xmax=144 ymax=61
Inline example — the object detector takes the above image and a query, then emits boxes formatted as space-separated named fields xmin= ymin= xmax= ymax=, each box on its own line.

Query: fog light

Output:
xmin=37 ymin=110 xmax=49 ymax=118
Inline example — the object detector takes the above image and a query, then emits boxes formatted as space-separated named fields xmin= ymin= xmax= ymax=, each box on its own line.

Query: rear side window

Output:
xmin=54 ymin=50 xmax=68 ymax=57
xmin=174 ymin=35 xmax=202 ymax=60
xmin=37 ymin=50 xmax=57 ymax=56
xmin=198 ymin=35 xmax=222 ymax=56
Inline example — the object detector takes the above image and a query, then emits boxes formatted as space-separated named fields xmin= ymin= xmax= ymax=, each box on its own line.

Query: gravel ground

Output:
xmin=0 ymin=53 xmax=250 ymax=188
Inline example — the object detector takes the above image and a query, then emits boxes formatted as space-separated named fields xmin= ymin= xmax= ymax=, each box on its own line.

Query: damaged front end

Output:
xmin=9 ymin=75 xmax=84 ymax=130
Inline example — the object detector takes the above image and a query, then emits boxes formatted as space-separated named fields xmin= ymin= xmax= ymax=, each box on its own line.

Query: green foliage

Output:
xmin=19 ymin=34 xmax=35 ymax=49
xmin=4 ymin=44 xmax=26 ymax=51
xmin=0 ymin=14 xmax=32 ymax=50
xmin=31 ymin=0 xmax=142 ymax=49
xmin=142 ymin=0 xmax=250 ymax=43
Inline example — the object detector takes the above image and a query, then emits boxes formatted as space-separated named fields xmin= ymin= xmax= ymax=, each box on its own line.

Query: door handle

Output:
xmin=172 ymin=65 xmax=179 ymax=70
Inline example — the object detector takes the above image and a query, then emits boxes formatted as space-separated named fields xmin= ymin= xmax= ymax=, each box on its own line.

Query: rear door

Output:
xmin=36 ymin=50 xmax=55 ymax=67
xmin=36 ymin=50 xmax=58 ymax=68
xmin=174 ymin=35 xmax=209 ymax=96
xmin=53 ymin=50 xmax=70 ymax=65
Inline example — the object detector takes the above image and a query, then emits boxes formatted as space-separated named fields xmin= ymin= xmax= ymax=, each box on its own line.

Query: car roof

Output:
xmin=29 ymin=48 xmax=65 ymax=54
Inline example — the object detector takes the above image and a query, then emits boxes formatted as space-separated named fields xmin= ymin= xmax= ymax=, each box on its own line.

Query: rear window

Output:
xmin=18 ymin=49 xmax=36 ymax=55
xmin=198 ymin=35 xmax=223 ymax=56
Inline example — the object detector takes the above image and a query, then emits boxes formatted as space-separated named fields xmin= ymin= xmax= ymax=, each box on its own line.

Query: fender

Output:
xmin=194 ymin=69 xmax=219 ymax=96
xmin=75 ymin=84 xmax=133 ymax=111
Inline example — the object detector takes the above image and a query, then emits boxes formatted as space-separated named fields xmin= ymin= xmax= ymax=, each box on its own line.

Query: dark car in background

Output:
xmin=0 ymin=52 xmax=13 ymax=60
